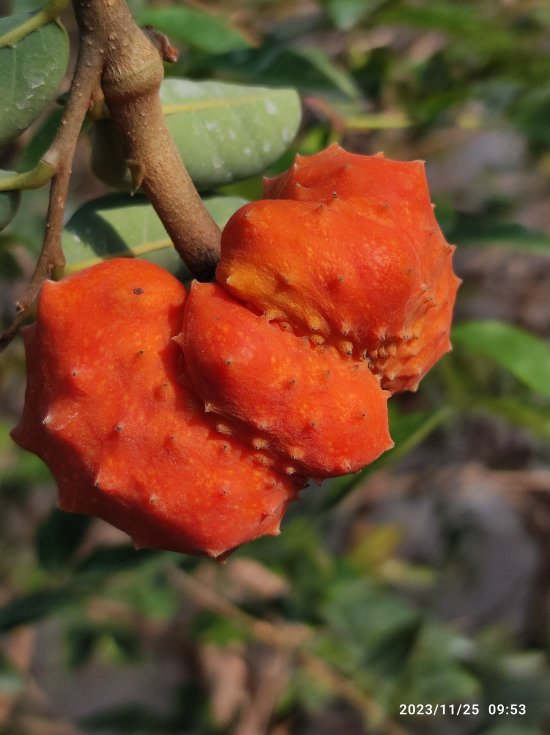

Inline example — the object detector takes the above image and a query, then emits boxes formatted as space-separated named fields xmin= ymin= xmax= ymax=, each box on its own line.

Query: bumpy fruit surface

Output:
xmin=11 ymin=259 xmax=300 ymax=558
xmin=217 ymin=144 xmax=461 ymax=393
xmin=178 ymin=282 xmax=392 ymax=477
xmin=12 ymin=145 xmax=459 ymax=558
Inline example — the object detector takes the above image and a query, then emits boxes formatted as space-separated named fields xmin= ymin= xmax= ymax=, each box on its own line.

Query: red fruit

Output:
xmin=11 ymin=259 xmax=300 ymax=558
xmin=178 ymin=282 xmax=393 ymax=477
xmin=217 ymin=144 xmax=460 ymax=392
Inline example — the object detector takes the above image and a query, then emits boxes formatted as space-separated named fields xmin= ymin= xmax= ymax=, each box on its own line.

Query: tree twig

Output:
xmin=0 ymin=42 xmax=102 ymax=351
xmin=2 ymin=0 xmax=222 ymax=351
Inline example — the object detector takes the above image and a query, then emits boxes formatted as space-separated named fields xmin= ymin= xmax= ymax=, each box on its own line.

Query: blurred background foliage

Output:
xmin=1 ymin=0 xmax=550 ymax=733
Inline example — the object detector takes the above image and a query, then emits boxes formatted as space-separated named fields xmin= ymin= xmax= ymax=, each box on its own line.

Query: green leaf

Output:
xmin=36 ymin=508 xmax=92 ymax=572
xmin=0 ymin=13 xmax=69 ymax=146
xmin=450 ymin=217 xmax=550 ymax=256
xmin=476 ymin=396 xmax=550 ymax=441
xmin=61 ymin=192 xmax=248 ymax=276
xmin=0 ymin=172 xmax=21 ymax=231
xmin=319 ymin=0 xmax=384 ymax=31
xmin=91 ymin=78 xmax=301 ymax=191
xmin=138 ymin=6 xmax=252 ymax=54
xmin=0 ymin=651 xmax=24 ymax=695
xmin=16 ymin=107 xmax=63 ymax=171
xmin=395 ymin=623 xmax=480 ymax=706
xmin=322 ymin=579 xmax=420 ymax=672
xmin=0 ymin=586 xmax=82 ymax=632
xmin=295 ymin=48 xmax=361 ymax=99
xmin=320 ymin=406 xmax=452 ymax=509
xmin=482 ymin=727 xmax=540 ymax=735
xmin=179 ymin=44 xmax=359 ymax=99
xmin=453 ymin=321 xmax=550 ymax=398
xmin=75 ymin=545 xmax=160 ymax=575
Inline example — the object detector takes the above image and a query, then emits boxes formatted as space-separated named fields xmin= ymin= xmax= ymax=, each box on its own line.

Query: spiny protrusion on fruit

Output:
xmin=252 ymin=437 xmax=269 ymax=450
xmin=179 ymin=283 xmax=392 ymax=477
xmin=338 ymin=340 xmax=354 ymax=356
xmin=12 ymin=259 xmax=301 ymax=559
xmin=218 ymin=143 xmax=460 ymax=394
xmin=254 ymin=453 xmax=273 ymax=466
xmin=216 ymin=423 xmax=233 ymax=436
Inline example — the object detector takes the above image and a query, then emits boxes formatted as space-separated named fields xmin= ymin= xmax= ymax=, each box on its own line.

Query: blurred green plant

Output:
xmin=1 ymin=0 xmax=550 ymax=733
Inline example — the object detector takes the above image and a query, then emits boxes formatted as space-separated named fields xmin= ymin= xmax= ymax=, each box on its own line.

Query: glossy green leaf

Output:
xmin=161 ymin=77 xmax=301 ymax=185
xmin=453 ymin=320 xmax=550 ymax=398
xmin=91 ymin=78 xmax=301 ymax=191
xmin=61 ymin=192 xmax=248 ymax=276
xmin=0 ymin=172 xmax=21 ymax=231
xmin=138 ymin=6 xmax=252 ymax=54
xmin=0 ymin=13 xmax=69 ymax=146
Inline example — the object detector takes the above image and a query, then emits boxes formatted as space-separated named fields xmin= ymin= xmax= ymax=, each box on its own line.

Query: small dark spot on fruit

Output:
xmin=115 ymin=423 xmax=124 ymax=432
xmin=332 ymin=191 xmax=338 ymax=199
xmin=137 ymin=349 xmax=144 ymax=357
xmin=133 ymin=287 xmax=144 ymax=295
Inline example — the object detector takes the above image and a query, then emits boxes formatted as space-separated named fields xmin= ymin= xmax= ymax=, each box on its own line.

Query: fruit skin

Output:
xmin=217 ymin=144 xmax=461 ymax=393
xmin=11 ymin=259 xmax=300 ymax=558
xmin=178 ymin=282 xmax=393 ymax=478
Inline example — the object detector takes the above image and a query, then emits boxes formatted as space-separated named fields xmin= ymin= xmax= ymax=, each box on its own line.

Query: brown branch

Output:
xmin=171 ymin=568 xmax=409 ymax=735
xmin=0 ymin=43 xmax=102 ymax=352
xmin=74 ymin=0 xmax=221 ymax=281
xmin=2 ymin=0 xmax=223 ymax=351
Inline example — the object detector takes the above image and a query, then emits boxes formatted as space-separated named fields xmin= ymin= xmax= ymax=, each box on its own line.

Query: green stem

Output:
xmin=0 ymin=0 xmax=69 ymax=49
xmin=0 ymin=162 xmax=55 ymax=192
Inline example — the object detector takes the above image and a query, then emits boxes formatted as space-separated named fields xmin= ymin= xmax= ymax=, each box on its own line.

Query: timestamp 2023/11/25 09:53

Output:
xmin=399 ymin=703 xmax=527 ymax=717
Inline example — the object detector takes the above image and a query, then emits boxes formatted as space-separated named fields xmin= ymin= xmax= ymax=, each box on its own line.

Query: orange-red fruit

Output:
xmin=178 ymin=282 xmax=393 ymax=477
xmin=217 ymin=144 xmax=461 ymax=393
xmin=11 ymin=259 xmax=300 ymax=558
